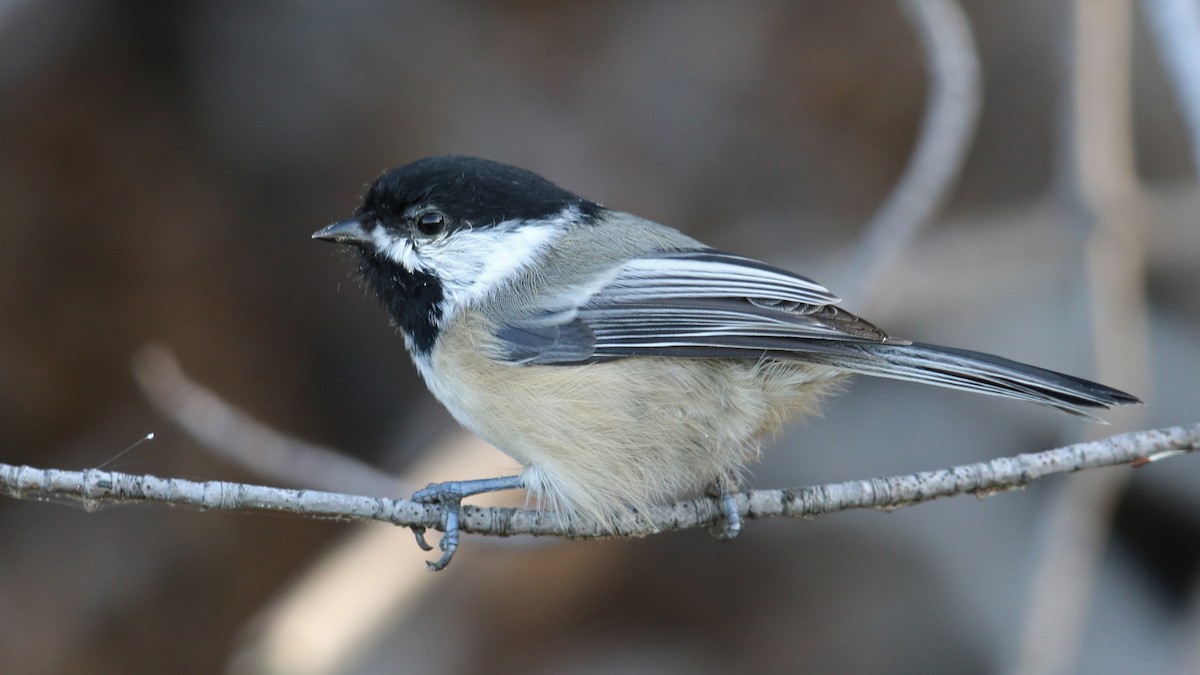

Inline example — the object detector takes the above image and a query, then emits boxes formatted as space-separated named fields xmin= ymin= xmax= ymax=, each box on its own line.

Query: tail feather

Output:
xmin=806 ymin=341 xmax=1141 ymax=420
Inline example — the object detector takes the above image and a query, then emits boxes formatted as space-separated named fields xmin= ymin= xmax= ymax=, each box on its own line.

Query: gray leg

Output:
xmin=410 ymin=475 xmax=524 ymax=570
xmin=705 ymin=482 xmax=743 ymax=542
xmin=713 ymin=492 xmax=743 ymax=541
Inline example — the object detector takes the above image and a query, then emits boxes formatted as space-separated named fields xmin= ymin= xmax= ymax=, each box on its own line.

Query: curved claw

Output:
xmin=412 ymin=526 xmax=434 ymax=552
xmin=425 ymin=508 xmax=459 ymax=571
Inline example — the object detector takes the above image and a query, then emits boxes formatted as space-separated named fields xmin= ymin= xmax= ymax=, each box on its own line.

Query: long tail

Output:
xmin=808 ymin=341 xmax=1142 ymax=419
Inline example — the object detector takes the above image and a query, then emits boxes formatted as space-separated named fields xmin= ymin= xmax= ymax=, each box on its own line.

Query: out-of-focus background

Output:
xmin=1 ymin=1 xmax=1197 ymax=673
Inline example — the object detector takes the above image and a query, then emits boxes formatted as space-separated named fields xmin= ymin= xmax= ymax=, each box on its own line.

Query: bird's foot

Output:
xmin=409 ymin=475 xmax=524 ymax=571
xmin=706 ymin=491 xmax=743 ymax=542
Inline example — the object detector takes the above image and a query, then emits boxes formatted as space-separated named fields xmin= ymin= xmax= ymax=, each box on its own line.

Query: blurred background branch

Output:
xmin=1014 ymin=2 xmax=1151 ymax=673
xmin=132 ymin=344 xmax=403 ymax=499
xmin=842 ymin=0 xmax=981 ymax=308
xmin=1144 ymin=0 xmax=1200 ymax=175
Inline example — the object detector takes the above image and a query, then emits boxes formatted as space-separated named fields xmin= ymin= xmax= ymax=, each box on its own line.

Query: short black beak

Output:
xmin=312 ymin=218 xmax=372 ymax=246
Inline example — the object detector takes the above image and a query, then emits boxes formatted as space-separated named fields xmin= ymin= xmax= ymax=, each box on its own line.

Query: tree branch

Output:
xmin=3 ymin=423 xmax=1195 ymax=545
xmin=132 ymin=344 xmax=404 ymax=499
xmin=841 ymin=0 xmax=981 ymax=307
xmin=1016 ymin=2 xmax=1149 ymax=672
xmin=1144 ymin=0 xmax=1200 ymax=176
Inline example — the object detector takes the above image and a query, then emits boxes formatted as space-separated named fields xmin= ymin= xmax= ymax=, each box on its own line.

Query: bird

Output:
xmin=312 ymin=155 xmax=1140 ymax=569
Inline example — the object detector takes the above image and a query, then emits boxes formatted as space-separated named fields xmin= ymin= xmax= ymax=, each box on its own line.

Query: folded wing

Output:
xmin=495 ymin=249 xmax=895 ymax=365
xmin=491 ymin=248 xmax=1139 ymax=418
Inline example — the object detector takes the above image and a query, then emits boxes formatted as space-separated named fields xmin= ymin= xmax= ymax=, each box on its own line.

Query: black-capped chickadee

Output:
xmin=313 ymin=155 xmax=1140 ymax=569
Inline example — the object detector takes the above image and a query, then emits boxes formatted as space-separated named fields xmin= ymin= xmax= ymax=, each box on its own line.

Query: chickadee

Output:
xmin=314 ymin=155 xmax=1140 ymax=569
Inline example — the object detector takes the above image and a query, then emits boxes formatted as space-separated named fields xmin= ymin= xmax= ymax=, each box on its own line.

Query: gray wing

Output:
xmin=490 ymin=249 xmax=1142 ymax=419
xmin=494 ymin=250 xmax=897 ymax=365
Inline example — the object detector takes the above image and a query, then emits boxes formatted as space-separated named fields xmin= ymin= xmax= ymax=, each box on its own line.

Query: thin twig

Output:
xmin=841 ymin=0 xmax=981 ymax=307
xmin=2 ymin=423 xmax=1194 ymax=543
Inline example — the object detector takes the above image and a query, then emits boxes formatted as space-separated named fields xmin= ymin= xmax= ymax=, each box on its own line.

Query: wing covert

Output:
xmin=493 ymin=249 xmax=894 ymax=365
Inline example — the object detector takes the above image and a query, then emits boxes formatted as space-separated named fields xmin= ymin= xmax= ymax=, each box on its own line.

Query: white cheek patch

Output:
xmin=423 ymin=223 xmax=560 ymax=306
xmin=372 ymin=227 xmax=421 ymax=272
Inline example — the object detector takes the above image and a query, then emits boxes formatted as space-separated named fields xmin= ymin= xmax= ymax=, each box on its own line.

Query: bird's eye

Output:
xmin=416 ymin=211 xmax=445 ymax=235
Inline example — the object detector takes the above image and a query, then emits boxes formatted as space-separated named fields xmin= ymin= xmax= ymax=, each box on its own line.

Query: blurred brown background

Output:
xmin=1 ymin=1 xmax=1197 ymax=673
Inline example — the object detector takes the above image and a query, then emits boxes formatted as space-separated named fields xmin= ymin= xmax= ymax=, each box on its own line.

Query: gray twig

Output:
xmin=3 ymin=423 xmax=1194 ymax=542
xmin=1015 ymin=2 xmax=1150 ymax=674
xmin=1144 ymin=0 xmax=1200 ymax=175
xmin=842 ymin=0 xmax=981 ymax=307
